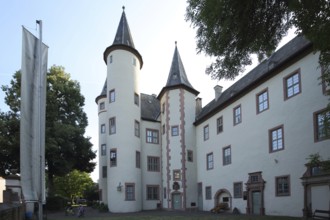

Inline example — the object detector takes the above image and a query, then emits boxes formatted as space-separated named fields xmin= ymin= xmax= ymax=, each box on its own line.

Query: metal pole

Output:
xmin=36 ymin=19 xmax=43 ymax=220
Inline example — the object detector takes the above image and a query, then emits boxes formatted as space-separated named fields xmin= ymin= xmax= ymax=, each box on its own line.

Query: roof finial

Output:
xmin=122 ymin=6 xmax=125 ymax=11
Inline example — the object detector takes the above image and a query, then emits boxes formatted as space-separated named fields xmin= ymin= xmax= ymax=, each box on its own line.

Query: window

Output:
xmin=162 ymin=124 xmax=165 ymax=135
xmin=147 ymin=156 xmax=160 ymax=172
xmin=109 ymin=89 xmax=115 ymax=103
xmin=101 ymin=144 xmax=106 ymax=156
xmin=134 ymin=120 xmax=140 ymax=137
xmin=269 ymin=125 xmax=284 ymax=152
xmin=233 ymin=182 xmax=243 ymax=198
xmin=171 ymin=126 xmax=179 ymax=136
xmin=109 ymin=117 xmax=116 ymax=134
xmin=314 ymin=108 xmax=330 ymax=141
xmin=101 ymin=124 xmax=106 ymax=133
xmin=110 ymin=149 xmax=117 ymax=167
xmin=109 ymin=55 xmax=113 ymax=63
xmin=173 ymin=170 xmax=181 ymax=180
xmin=204 ymin=125 xmax=209 ymax=141
xmin=134 ymin=93 xmax=139 ymax=106
xmin=132 ymin=57 xmax=136 ymax=66
xmin=205 ymin=186 xmax=212 ymax=200
xmin=163 ymin=187 xmax=167 ymax=199
xmin=125 ymin=183 xmax=135 ymax=201
xmin=276 ymin=175 xmax=290 ymax=196
xmin=223 ymin=146 xmax=231 ymax=165
xmin=99 ymin=102 xmax=105 ymax=110
xmin=206 ymin=153 xmax=213 ymax=170
xmin=217 ymin=116 xmax=223 ymax=134
xmin=284 ymin=70 xmax=301 ymax=99
xmin=162 ymin=103 xmax=165 ymax=114
xmin=257 ymin=89 xmax=269 ymax=113
xmin=147 ymin=185 xmax=159 ymax=200
xmin=102 ymin=166 xmax=107 ymax=178
xmin=136 ymin=151 xmax=140 ymax=168
xmin=187 ymin=150 xmax=193 ymax=162
xmin=146 ymin=129 xmax=159 ymax=144
xmin=233 ymin=105 xmax=242 ymax=125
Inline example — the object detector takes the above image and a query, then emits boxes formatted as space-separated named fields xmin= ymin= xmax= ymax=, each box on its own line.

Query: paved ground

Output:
xmin=46 ymin=206 xmax=220 ymax=219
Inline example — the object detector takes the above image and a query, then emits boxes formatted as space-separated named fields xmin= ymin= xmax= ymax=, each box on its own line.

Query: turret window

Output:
xmin=109 ymin=55 xmax=113 ymax=64
xmin=134 ymin=120 xmax=140 ymax=137
xmin=134 ymin=93 xmax=139 ymax=106
xmin=110 ymin=149 xmax=117 ymax=167
xmin=109 ymin=89 xmax=115 ymax=103
xmin=101 ymin=144 xmax=106 ymax=156
xmin=99 ymin=102 xmax=105 ymax=110
xmin=132 ymin=57 xmax=136 ymax=66
xmin=109 ymin=117 xmax=116 ymax=134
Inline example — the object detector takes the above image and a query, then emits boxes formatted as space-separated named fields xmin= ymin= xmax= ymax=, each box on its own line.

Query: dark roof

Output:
xmin=141 ymin=93 xmax=160 ymax=122
xmin=194 ymin=35 xmax=313 ymax=125
xmin=158 ymin=43 xmax=199 ymax=98
xmin=95 ymin=79 xmax=107 ymax=103
xmin=113 ymin=7 xmax=135 ymax=48
xmin=103 ymin=7 xmax=143 ymax=67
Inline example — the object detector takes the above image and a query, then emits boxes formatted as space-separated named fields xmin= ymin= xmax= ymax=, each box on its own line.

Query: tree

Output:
xmin=53 ymin=170 xmax=94 ymax=201
xmin=185 ymin=0 xmax=330 ymax=88
xmin=0 ymin=65 xmax=96 ymax=194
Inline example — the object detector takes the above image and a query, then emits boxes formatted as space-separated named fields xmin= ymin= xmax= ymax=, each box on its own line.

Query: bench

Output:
xmin=313 ymin=209 xmax=330 ymax=220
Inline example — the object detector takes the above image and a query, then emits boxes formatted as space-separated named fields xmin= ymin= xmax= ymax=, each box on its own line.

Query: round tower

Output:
xmin=101 ymin=7 xmax=143 ymax=212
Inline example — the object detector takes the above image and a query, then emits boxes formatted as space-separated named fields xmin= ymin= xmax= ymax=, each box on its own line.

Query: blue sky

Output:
xmin=0 ymin=1 xmax=296 ymax=181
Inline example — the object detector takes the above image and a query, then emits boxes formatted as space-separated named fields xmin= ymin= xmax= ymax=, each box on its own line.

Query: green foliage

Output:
xmin=185 ymin=0 xmax=330 ymax=84
xmin=0 ymin=65 xmax=96 ymax=193
xmin=53 ymin=170 xmax=94 ymax=200
xmin=306 ymin=153 xmax=330 ymax=172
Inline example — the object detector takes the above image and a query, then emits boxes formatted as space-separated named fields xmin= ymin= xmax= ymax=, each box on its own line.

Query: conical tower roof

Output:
xmin=103 ymin=6 xmax=143 ymax=67
xmin=112 ymin=6 xmax=135 ymax=47
xmin=158 ymin=42 xmax=199 ymax=99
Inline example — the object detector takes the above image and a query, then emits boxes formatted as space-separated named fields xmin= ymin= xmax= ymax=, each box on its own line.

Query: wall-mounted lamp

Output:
xmin=117 ymin=182 xmax=122 ymax=191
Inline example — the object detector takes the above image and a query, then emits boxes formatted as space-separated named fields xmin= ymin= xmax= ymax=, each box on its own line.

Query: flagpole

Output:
xmin=36 ymin=19 xmax=43 ymax=220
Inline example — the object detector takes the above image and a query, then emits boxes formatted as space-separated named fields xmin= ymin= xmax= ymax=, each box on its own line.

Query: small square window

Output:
xmin=146 ymin=129 xmax=159 ymax=144
xmin=276 ymin=175 xmax=290 ymax=196
xmin=147 ymin=156 xmax=160 ymax=172
xmin=173 ymin=170 xmax=181 ymax=180
xmin=146 ymin=185 xmax=159 ymax=200
xmin=171 ymin=126 xmax=179 ymax=136
xmin=125 ymin=183 xmax=135 ymax=201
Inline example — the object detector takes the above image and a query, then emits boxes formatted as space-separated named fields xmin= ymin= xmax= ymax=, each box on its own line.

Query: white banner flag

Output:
xmin=20 ymin=26 xmax=48 ymax=203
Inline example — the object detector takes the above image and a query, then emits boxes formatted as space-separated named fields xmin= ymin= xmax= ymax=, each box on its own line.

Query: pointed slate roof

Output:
xmin=113 ymin=6 xmax=135 ymax=48
xmin=158 ymin=42 xmax=199 ymax=99
xmin=103 ymin=6 xmax=143 ymax=67
xmin=95 ymin=79 xmax=107 ymax=103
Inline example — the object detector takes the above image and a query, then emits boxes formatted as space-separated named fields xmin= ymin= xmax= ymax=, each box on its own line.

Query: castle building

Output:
xmin=96 ymin=8 xmax=330 ymax=216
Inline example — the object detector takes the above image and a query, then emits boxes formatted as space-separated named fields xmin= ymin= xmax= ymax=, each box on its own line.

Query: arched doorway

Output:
xmin=214 ymin=188 xmax=232 ymax=211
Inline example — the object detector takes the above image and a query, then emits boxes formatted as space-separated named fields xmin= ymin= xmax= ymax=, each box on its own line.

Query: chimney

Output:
xmin=195 ymin=97 xmax=202 ymax=116
xmin=214 ymin=85 xmax=223 ymax=101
